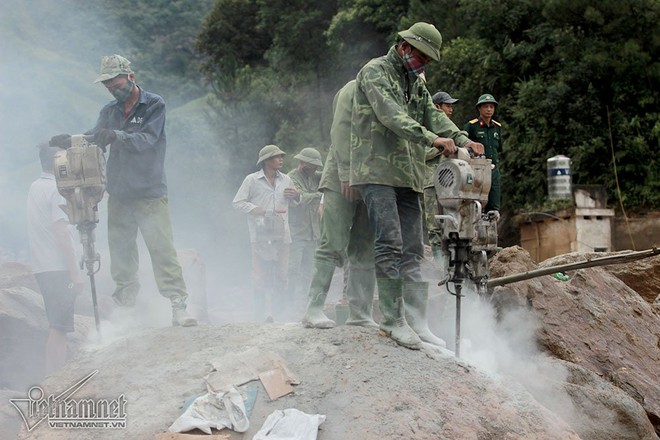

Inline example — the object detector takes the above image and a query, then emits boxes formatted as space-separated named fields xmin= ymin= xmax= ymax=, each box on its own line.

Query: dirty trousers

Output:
xmin=313 ymin=190 xmax=374 ymax=271
xmin=108 ymin=196 xmax=188 ymax=308
xmin=358 ymin=185 xmax=424 ymax=281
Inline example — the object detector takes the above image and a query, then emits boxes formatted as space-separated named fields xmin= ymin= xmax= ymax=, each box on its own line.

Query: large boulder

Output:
xmin=0 ymin=287 xmax=93 ymax=390
xmin=0 ymin=262 xmax=38 ymax=291
xmin=489 ymin=246 xmax=660 ymax=435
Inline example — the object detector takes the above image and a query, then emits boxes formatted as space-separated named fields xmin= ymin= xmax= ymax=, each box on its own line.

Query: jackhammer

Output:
xmin=53 ymin=135 xmax=106 ymax=336
xmin=433 ymin=148 xmax=499 ymax=357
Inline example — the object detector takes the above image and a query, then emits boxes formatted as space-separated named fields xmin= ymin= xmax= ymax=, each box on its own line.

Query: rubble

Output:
xmin=1 ymin=246 xmax=658 ymax=439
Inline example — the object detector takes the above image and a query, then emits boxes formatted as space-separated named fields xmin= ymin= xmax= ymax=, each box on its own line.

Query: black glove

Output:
xmin=94 ymin=129 xmax=117 ymax=148
xmin=49 ymin=134 xmax=71 ymax=149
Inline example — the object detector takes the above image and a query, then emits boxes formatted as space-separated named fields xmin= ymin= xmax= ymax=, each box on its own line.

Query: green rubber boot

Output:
xmin=377 ymin=278 xmax=422 ymax=349
xmin=302 ymin=261 xmax=336 ymax=329
xmin=403 ymin=281 xmax=446 ymax=348
xmin=345 ymin=267 xmax=378 ymax=328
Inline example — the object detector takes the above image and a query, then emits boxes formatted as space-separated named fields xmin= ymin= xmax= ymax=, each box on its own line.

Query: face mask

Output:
xmin=111 ymin=80 xmax=134 ymax=102
xmin=402 ymin=46 xmax=425 ymax=77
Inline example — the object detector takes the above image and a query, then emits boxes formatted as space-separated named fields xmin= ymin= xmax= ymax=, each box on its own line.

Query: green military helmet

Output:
xmin=476 ymin=93 xmax=498 ymax=108
xmin=256 ymin=144 xmax=286 ymax=166
xmin=398 ymin=22 xmax=443 ymax=61
xmin=94 ymin=54 xmax=133 ymax=83
xmin=294 ymin=147 xmax=323 ymax=167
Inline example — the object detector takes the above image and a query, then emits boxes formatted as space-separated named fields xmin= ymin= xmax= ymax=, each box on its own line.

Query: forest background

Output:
xmin=1 ymin=0 xmax=658 ymax=286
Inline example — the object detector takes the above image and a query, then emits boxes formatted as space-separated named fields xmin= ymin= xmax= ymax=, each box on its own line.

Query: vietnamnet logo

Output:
xmin=9 ymin=371 xmax=126 ymax=431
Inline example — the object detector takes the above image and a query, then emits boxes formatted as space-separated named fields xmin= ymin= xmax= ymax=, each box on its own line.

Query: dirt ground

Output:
xmin=3 ymin=247 xmax=659 ymax=439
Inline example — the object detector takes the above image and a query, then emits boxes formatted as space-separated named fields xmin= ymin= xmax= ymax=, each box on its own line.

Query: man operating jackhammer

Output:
xmin=302 ymin=80 xmax=378 ymax=329
xmin=50 ymin=54 xmax=197 ymax=327
xmin=350 ymin=22 xmax=484 ymax=349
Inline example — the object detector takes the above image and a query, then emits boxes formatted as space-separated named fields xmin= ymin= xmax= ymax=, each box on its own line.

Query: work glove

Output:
xmin=94 ymin=129 xmax=117 ymax=148
xmin=49 ymin=134 xmax=72 ymax=149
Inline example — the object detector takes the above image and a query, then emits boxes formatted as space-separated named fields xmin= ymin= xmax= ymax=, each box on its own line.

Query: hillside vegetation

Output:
xmin=2 ymin=0 xmax=658 ymax=267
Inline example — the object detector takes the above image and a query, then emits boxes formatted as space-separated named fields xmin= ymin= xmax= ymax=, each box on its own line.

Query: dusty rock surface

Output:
xmin=2 ymin=246 xmax=659 ymax=439
xmin=14 ymin=324 xmax=583 ymax=440
xmin=0 ymin=287 xmax=92 ymax=390
xmin=0 ymin=262 xmax=38 ymax=291
xmin=489 ymin=246 xmax=660 ymax=435
xmin=544 ymin=252 xmax=660 ymax=306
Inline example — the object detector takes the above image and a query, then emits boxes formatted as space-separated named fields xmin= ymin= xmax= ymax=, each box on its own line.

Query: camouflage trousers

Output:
xmin=314 ymin=190 xmax=374 ymax=270
xmin=108 ymin=196 xmax=188 ymax=308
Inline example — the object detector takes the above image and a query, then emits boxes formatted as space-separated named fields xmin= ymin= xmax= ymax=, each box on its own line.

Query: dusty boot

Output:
xmin=302 ymin=261 xmax=336 ymax=329
xmin=345 ymin=267 xmax=378 ymax=328
xmin=403 ymin=281 xmax=446 ymax=348
xmin=172 ymin=307 xmax=198 ymax=327
xmin=377 ymin=278 xmax=422 ymax=349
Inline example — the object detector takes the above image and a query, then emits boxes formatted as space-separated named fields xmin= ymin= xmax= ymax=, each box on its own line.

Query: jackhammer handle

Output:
xmin=444 ymin=147 xmax=474 ymax=161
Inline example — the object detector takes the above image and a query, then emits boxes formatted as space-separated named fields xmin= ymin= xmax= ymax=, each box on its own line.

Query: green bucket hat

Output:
xmin=94 ymin=55 xmax=133 ymax=83
xmin=476 ymin=93 xmax=498 ymax=108
xmin=294 ymin=147 xmax=323 ymax=167
xmin=256 ymin=144 xmax=286 ymax=166
xmin=398 ymin=22 xmax=443 ymax=61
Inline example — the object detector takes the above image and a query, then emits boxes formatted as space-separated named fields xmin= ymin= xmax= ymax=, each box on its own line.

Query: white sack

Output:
xmin=253 ymin=408 xmax=326 ymax=440
xmin=168 ymin=387 xmax=249 ymax=434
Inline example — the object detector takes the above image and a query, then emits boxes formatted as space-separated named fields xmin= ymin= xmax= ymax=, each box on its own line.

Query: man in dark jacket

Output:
xmin=51 ymin=54 xmax=197 ymax=327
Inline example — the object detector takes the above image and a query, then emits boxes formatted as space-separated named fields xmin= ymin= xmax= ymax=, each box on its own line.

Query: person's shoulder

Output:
xmin=140 ymin=89 xmax=165 ymax=105
xmin=492 ymin=119 xmax=502 ymax=127
xmin=467 ymin=118 xmax=479 ymax=124
xmin=243 ymin=170 xmax=261 ymax=181
xmin=358 ymin=53 xmax=391 ymax=78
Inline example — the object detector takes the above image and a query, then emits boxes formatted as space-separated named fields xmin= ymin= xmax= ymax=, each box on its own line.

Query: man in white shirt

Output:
xmin=233 ymin=145 xmax=300 ymax=321
xmin=27 ymin=143 xmax=85 ymax=374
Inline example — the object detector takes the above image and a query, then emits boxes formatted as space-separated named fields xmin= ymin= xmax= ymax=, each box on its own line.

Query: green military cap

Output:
xmin=476 ymin=93 xmax=498 ymax=107
xmin=256 ymin=144 xmax=286 ymax=166
xmin=398 ymin=22 xmax=443 ymax=61
xmin=94 ymin=54 xmax=134 ymax=83
xmin=294 ymin=147 xmax=323 ymax=167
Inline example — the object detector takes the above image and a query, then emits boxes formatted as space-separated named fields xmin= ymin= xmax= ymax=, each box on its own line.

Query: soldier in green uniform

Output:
xmin=351 ymin=23 xmax=484 ymax=350
xmin=464 ymin=94 xmax=502 ymax=212
xmin=302 ymin=80 xmax=378 ymax=329
xmin=287 ymin=148 xmax=323 ymax=318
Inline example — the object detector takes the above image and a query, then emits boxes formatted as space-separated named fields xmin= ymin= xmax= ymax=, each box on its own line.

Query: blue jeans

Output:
xmin=358 ymin=185 xmax=424 ymax=281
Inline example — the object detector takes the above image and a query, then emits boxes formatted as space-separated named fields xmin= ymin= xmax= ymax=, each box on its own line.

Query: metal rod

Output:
xmin=488 ymin=247 xmax=659 ymax=288
xmin=455 ymin=282 xmax=462 ymax=358
xmin=88 ymin=272 xmax=101 ymax=335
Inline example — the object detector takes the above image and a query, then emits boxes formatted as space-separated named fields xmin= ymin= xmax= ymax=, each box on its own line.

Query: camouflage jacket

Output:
xmin=287 ymin=168 xmax=322 ymax=241
xmin=350 ymin=46 xmax=470 ymax=192
xmin=320 ymin=80 xmax=355 ymax=193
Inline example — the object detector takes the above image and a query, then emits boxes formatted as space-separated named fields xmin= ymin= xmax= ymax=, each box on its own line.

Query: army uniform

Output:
xmin=464 ymin=105 xmax=502 ymax=212
xmin=350 ymin=23 xmax=473 ymax=350
xmin=351 ymin=46 xmax=470 ymax=280
xmin=302 ymin=80 xmax=377 ymax=329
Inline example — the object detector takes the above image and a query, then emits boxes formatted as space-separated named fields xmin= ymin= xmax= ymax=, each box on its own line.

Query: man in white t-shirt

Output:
xmin=27 ymin=143 xmax=84 ymax=374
